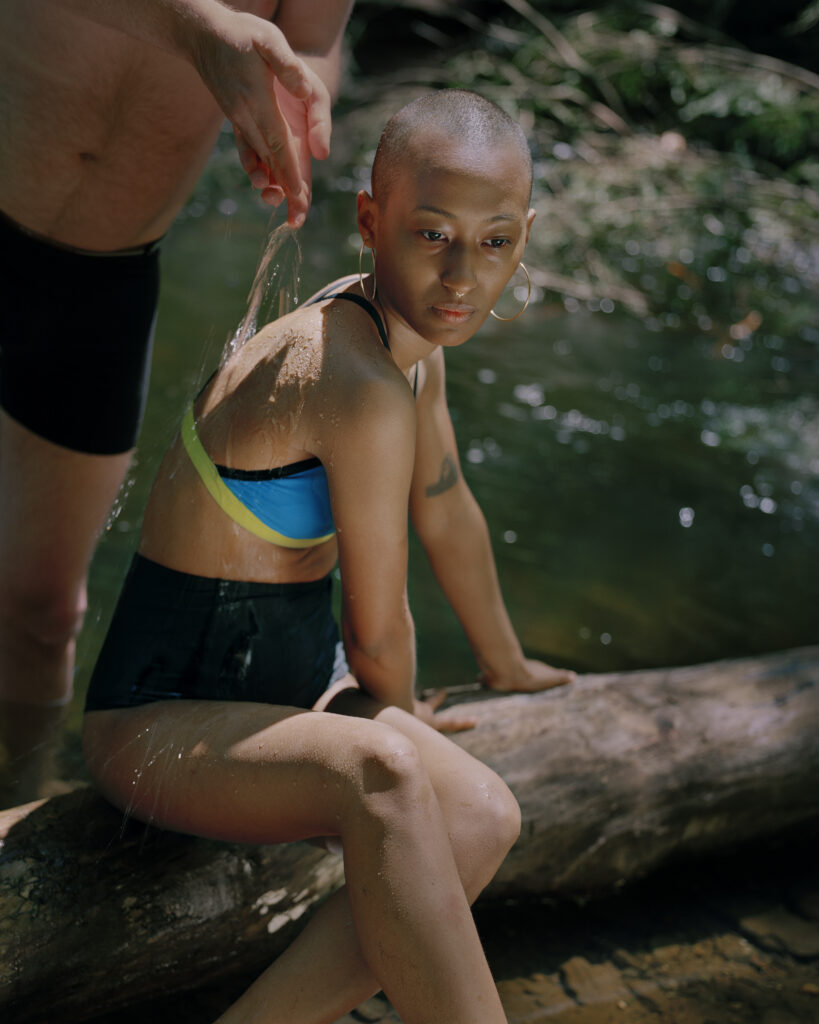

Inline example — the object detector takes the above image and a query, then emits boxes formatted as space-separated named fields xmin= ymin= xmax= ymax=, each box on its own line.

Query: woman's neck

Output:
xmin=371 ymin=297 xmax=438 ymax=374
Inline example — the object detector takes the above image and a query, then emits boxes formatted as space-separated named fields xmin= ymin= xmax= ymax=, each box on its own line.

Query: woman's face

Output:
xmin=358 ymin=132 xmax=535 ymax=347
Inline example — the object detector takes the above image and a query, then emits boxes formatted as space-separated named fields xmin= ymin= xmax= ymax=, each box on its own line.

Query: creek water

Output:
xmin=67 ymin=173 xmax=818 ymax=744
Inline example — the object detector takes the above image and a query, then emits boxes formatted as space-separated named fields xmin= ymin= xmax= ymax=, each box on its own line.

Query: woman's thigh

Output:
xmin=83 ymin=700 xmax=415 ymax=845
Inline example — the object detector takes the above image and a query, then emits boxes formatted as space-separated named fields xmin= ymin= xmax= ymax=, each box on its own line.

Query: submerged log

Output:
xmin=1 ymin=646 xmax=818 ymax=1022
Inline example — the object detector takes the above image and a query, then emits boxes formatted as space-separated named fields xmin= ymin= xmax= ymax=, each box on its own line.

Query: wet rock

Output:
xmin=627 ymin=977 xmax=662 ymax=1002
xmin=496 ymin=977 xmax=542 ymax=1017
xmin=712 ymin=933 xmax=755 ymax=961
xmin=561 ymin=956 xmax=630 ymax=1006
xmin=497 ymin=972 xmax=575 ymax=1016
xmin=651 ymin=943 xmax=682 ymax=965
xmin=739 ymin=906 xmax=819 ymax=958
xmin=611 ymin=948 xmax=642 ymax=971
xmin=749 ymin=951 xmax=775 ymax=972
xmin=529 ymin=971 xmax=576 ymax=1010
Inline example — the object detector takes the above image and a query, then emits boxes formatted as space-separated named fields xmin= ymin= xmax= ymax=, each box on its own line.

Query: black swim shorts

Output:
xmin=84 ymin=554 xmax=349 ymax=712
xmin=0 ymin=208 xmax=160 ymax=454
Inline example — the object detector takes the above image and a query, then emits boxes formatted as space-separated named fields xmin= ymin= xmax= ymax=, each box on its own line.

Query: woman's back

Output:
xmin=140 ymin=288 xmax=408 ymax=583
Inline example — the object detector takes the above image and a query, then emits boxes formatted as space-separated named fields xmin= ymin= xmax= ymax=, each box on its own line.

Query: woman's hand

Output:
xmin=188 ymin=9 xmax=331 ymax=226
xmin=413 ymin=693 xmax=478 ymax=733
xmin=480 ymin=657 xmax=576 ymax=694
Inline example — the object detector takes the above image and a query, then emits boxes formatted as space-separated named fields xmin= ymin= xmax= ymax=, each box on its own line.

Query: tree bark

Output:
xmin=1 ymin=646 xmax=817 ymax=1022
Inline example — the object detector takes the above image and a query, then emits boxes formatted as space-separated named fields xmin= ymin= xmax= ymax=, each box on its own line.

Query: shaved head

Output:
xmin=371 ymin=90 xmax=532 ymax=205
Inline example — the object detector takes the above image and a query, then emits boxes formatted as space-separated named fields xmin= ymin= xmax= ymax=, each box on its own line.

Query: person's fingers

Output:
xmin=234 ymin=127 xmax=279 ymax=191
xmin=423 ymin=689 xmax=448 ymax=712
xmin=434 ymin=715 xmax=478 ymax=734
xmin=304 ymin=83 xmax=332 ymax=161
xmin=529 ymin=667 xmax=576 ymax=690
xmin=270 ymin=169 xmax=307 ymax=226
xmin=484 ymin=664 xmax=577 ymax=693
xmin=233 ymin=127 xmax=259 ymax=174
xmin=252 ymin=32 xmax=311 ymax=100
xmin=255 ymin=117 xmax=303 ymax=199
xmin=260 ymin=184 xmax=285 ymax=207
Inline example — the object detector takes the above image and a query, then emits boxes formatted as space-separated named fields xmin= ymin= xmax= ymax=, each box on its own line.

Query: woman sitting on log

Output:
xmin=83 ymin=88 xmax=574 ymax=1024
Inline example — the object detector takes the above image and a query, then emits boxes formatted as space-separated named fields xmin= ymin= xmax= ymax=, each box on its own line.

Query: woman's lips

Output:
xmin=430 ymin=304 xmax=476 ymax=324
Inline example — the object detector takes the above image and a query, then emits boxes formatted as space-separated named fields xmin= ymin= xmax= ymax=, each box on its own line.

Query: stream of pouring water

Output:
xmin=221 ymin=220 xmax=302 ymax=364
xmin=104 ymin=216 xmax=303 ymax=541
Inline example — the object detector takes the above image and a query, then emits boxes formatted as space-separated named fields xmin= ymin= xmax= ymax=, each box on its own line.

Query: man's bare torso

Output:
xmin=0 ymin=1 xmax=277 ymax=250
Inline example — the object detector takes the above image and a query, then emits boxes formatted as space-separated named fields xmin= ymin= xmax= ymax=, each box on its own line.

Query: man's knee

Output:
xmin=0 ymin=569 xmax=87 ymax=648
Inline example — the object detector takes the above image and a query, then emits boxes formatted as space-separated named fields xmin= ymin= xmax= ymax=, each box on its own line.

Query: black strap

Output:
xmin=217 ymin=456 xmax=322 ymax=480
xmin=306 ymin=290 xmax=390 ymax=351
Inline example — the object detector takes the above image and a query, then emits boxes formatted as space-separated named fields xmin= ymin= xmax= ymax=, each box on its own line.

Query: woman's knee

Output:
xmin=343 ymin=721 xmax=431 ymax=824
xmin=481 ymin=773 xmax=522 ymax=859
xmin=447 ymin=768 xmax=521 ymax=890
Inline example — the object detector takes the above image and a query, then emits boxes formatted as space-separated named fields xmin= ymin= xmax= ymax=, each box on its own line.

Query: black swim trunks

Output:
xmin=0 ymin=208 xmax=160 ymax=454
xmin=84 ymin=554 xmax=349 ymax=712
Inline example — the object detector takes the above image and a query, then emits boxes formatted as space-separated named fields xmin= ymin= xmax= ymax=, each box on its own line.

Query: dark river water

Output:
xmin=66 ymin=164 xmax=818 ymax=741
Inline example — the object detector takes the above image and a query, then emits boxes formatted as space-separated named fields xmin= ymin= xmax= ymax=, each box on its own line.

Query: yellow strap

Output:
xmin=180 ymin=405 xmax=334 ymax=549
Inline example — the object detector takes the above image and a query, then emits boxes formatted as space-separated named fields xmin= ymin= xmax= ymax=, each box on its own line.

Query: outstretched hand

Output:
xmin=480 ymin=657 xmax=577 ymax=694
xmin=411 ymin=659 xmax=576 ymax=732
xmin=189 ymin=11 xmax=332 ymax=227
xmin=413 ymin=693 xmax=478 ymax=734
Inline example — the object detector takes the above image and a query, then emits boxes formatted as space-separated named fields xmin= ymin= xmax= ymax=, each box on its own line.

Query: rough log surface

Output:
xmin=451 ymin=644 xmax=819 ymax=896
xmin=1 ymin=646 xmax=818 ymax=1022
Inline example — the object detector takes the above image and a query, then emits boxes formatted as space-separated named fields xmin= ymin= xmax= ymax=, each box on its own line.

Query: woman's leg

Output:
xmin=84 ymin=700 xmax=513 ymax=1024
xmin=210 ymin=689 xmax=520 ymax=1023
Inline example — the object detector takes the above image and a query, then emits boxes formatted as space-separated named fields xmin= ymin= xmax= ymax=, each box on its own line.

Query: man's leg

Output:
xmin=0 ymin=412 xmax=132 ymax=807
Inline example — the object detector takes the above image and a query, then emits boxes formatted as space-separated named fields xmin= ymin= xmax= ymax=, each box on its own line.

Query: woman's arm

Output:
xmin=409 ymin=349 xmax=575 ymax=693
xmin=325 ymin=374 xmax=419 ymax=713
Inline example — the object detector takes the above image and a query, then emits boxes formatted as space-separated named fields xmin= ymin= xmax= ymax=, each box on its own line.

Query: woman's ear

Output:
xmin=524 ymin=207 xmax=536 ymax=245
xmin=356 ymin=190 xmax=377 ymax=246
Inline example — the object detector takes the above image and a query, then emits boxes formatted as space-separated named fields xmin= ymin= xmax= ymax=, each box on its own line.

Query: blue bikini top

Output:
xmin=181 ymin=290 xmax=393 ymax=549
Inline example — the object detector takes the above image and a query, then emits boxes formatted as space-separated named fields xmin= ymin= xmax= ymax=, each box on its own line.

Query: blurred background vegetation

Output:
xmin=338 ymin=0 xmax=819 ymax=329
xmin=197 ymin=0 xmax=819 ymax=345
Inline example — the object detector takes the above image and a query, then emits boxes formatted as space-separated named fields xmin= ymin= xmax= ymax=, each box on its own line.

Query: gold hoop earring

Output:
xmin=490 ymin=263 xmax=531 ymax=321
xmin=359 ymin=242 xmax=377 ymax=302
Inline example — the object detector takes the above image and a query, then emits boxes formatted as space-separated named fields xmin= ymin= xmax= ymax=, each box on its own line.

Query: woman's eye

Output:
xmin=485 ymin=237 xmax=512 ymax=249
xmin=420 ymin=230 xmax=446 ymax=242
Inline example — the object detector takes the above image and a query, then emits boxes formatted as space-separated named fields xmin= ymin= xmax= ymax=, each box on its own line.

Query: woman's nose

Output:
xmin=442 ymin=244 xmax=477 ymax=297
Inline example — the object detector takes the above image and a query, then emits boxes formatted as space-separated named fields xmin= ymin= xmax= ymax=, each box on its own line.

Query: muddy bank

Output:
xmin=80 ymin=824 xmax=819 ymax=1023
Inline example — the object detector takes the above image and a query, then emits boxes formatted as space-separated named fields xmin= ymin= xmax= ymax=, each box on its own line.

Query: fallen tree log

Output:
xmin=1 ymin=645 xmax=818 ymax=1022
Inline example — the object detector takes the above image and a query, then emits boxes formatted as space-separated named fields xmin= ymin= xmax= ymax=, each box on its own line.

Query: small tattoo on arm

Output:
xmin=425 ymin=453 xmax=459 ymax=497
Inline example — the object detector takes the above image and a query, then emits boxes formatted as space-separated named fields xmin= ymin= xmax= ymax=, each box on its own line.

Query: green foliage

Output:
xmin=356 ymin=3 xmax=819 ymax=335
xmin=195 ymin=2 xmax=818 ymax=343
